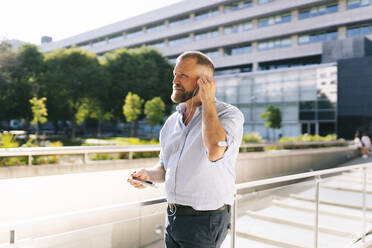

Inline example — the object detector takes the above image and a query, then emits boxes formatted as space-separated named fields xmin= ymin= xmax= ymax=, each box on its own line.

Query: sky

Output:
xmin=0 ymin=0 xmax=183 ymax=45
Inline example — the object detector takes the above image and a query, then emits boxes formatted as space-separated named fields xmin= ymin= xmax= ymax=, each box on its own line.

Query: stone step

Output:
xmin=245 ymin=207 xmax=361 ymax=238
xmin=320 ymin=180 xmax=372 ymax=194
xmin=329 ymin=176 xmax=372 ymax=186
xmin=235 ymin=215 xmax=353 ymax=248
xmin=273 ymin=198 xmax=372 ymax=222
xmin=290 ymin=188 xmax=372 ymax=210
xmin=342 ymin=172 xmax=372 ymax=181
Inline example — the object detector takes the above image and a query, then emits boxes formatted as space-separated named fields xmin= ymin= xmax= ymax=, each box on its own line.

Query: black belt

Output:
xmin=167 ymin=203 xmax=230 ymax=216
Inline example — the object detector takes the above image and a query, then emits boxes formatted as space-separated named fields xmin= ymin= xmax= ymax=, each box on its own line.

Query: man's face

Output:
xmin=171 ymin=58 xmax=211 ymax=103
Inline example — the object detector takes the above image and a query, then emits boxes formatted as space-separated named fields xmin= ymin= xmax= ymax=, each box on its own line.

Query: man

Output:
xmin=128 ymin=51 xmax=244 ymax=248
xmin=361 ymin=132 xmax=371 ymax=158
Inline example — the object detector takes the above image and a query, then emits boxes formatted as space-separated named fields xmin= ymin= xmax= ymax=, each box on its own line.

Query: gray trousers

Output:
xmin=164 ymin=206 xmax=231 ymax=248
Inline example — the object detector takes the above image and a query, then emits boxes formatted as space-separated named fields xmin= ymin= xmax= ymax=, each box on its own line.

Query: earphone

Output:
xmin=184 ymin=86 xmax=198 ymax=124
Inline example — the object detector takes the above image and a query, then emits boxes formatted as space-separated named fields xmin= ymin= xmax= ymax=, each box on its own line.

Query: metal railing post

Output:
xmin=231 ymin=194 xmax=237 ymax=248
xmin=10 ymin=230 xmax=15 ymax=244
xmin=83 ymin=153 xmax=88 ymax=164
xmin=362 ymin=166 xmax=367 ymax=243
xmin=28 ymin=154 xmax=32 ymax=166
xmin=314 ymin=175 xmax=321 ymax=248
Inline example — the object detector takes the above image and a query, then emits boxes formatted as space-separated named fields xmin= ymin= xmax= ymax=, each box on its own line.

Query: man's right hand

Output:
xmin=127 ymin=169 xmax=150 ymax=189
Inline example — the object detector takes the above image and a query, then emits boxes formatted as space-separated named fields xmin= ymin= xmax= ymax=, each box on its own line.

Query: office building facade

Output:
xmin=41 ymin=0 xmax=372 ymax=138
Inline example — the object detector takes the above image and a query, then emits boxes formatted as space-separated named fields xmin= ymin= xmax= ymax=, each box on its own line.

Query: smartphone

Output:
xmin=129 ymin=177 xmax=157 ymax=188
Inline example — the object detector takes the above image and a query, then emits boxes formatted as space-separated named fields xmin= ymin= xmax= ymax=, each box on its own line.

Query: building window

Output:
xmin=259 ymin=61 xmax=308 ymax=70
xmin=195 ymin=8 xmax=219 ymax=21
xmin=203 ymin=49 xmax=219 ymax=59
xmin=299 ymin=3 xmax=338 ymax=20
xmin=258 ymin=13 xmax=291 ymax=28
xmin=298 ymin=30 xmax=338 ymax=45
xmin=126 ymin=29 xmax=144 ymax=39
xmin=300 ymin=101 xmax=316 ymax=110
xmin=81 ymin=43 xmax=91 ymax=50
xmin=224 ymin=43 xmax=252 ymax=56
xmin=318 ymin=111 xmax=335 ymax=120
xmin=224 ymin=0 xmax=252 ymax=13
xmin=169 ymin=15 xmax=190 ymax=27
xmin=300 ymin=111 xmax=316 ymax=120
xmin=194 ymin=29 xmax=219 ymax=41
xmin=147 ymin=23 xmax=165 ymax=33
xmin=108 ymin=35 xmax=123 ymax=43
xmin=168 ymin=57 xmax=178 ymax=64
xmin=168 ymin=36 xmax=191 ymax=46
xmin=258 ymin=0 xmax=276 ymax=4
xmin=215 ymin=65 xmax=252 ymax=75
xmin=92 ymin=39 xmax=106 ymax=48
xmin=258 ymin=37 xmax=291 ymax=51
xmin=347 ymin=0 xmax=371 ymax=9
xmin=224 ymin=21 xmax=252 ymax=35
xmin=347 ymin=24 xmax=372 ymax=37
xmin=148 ymin=41 xmax=165 ymax=49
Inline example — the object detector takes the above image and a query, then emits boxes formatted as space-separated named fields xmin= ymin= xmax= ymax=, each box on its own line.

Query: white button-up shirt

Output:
xmin=159 ymin=99 xmax=244 ymax=210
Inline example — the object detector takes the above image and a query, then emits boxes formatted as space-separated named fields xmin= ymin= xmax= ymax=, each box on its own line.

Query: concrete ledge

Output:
xmin=236 ymin=146 xmax=358 ymax=183
xmin=0 ymin=158 xmax=158 ymax=180
xmin=0 ymin=146 xmax=358 ymax=180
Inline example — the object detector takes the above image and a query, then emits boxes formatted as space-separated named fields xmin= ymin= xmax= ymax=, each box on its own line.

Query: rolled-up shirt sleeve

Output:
xmin=212 ymin=108 xmax=244 ymax=162
xmin=159 ymin=149 xmax=165 ymax=168
xmin=158 ymin=127 xmax=166 ymax=170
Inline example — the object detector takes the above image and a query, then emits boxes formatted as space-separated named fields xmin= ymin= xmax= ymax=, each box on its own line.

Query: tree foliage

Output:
xmin=104 ymin=47 xmax=173 ymax=120
xmin=0 ymin=42 xmax=43 ymax=122
xmin=30 ymin=97 xmax=48 ymax=125
xmin=144 ymin=97 xmax=165 ymax=127
xmin=42 ymin=48 xmax=106 ymax=139
xmin=75 ymin=98 xmax=112 ymax=137
xmin=123 ymin=92 xmax=143 ymax=122
xmin=0 ymin=42 xmax=17 ymax=121
xmin=123 ymin=92 xmax=143 ymax=137
xmin=30 ymin=96 xmax=48 ymax=140
xmin=0 ymin=43 xmax=173 ymax=138
xmin=260 ymin=105 xmax=282 ymax=129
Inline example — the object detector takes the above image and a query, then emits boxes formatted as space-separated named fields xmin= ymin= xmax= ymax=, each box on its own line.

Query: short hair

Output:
xmin=176 ymin=51 xmax=215 ymax=74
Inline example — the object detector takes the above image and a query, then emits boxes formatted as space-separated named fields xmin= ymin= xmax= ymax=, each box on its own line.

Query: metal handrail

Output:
xmin=3 ymin=161 xmax=370 ymax=247
xmin=0 ymin=140 xmax=348 ymax=166
xmin=232 ymin=162 xmax=371 ymax=248
xmin=0 ymin=197 xmax=167 ymax=229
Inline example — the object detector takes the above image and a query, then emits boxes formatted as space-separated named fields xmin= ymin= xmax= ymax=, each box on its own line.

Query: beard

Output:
xmin=171 ymin=86 xmax=196 ymax=103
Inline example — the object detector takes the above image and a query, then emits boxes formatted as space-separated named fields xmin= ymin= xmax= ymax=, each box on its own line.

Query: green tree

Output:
xmin=42 ymin=47 xmax=107 ymax=140
xmin=75 ymin=98 xmax=112 ymax=137
xmin=29 ymin=97 xmax=48 ymax=141
xmin=0 ymin=43 xmax=44 ymax=125
xmin=0 ymin=42 xmax=18 ymax=122
xmin=260 ymin=105 xmax=282 ymax=141
xmin=144 ymin=97 xmax=165 ymax=136
xmin=103 ymin=47 xmax=173 ymax=122
xmin=123 ymin=92 xmax=143 ymax=137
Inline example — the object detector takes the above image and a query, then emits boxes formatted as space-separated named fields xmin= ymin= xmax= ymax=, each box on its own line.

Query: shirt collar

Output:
xmin=176 ymin=103 xmax=187 ymax=114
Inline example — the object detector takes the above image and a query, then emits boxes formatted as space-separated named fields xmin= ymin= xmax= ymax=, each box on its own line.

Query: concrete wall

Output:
xmin=337 ymin=54 xmax=372 ymax=138
xmin=0 ymin=146 xmax=357 ymax=180
xmin=235 ymin=146 xmax=358 ymax=192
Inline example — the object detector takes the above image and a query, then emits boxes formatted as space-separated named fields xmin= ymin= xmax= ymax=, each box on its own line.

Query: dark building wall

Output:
xmin=323 ymin=37 xmax=372 ymax=64
xmin=337 ymin=56 xmax=372 ymax=139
